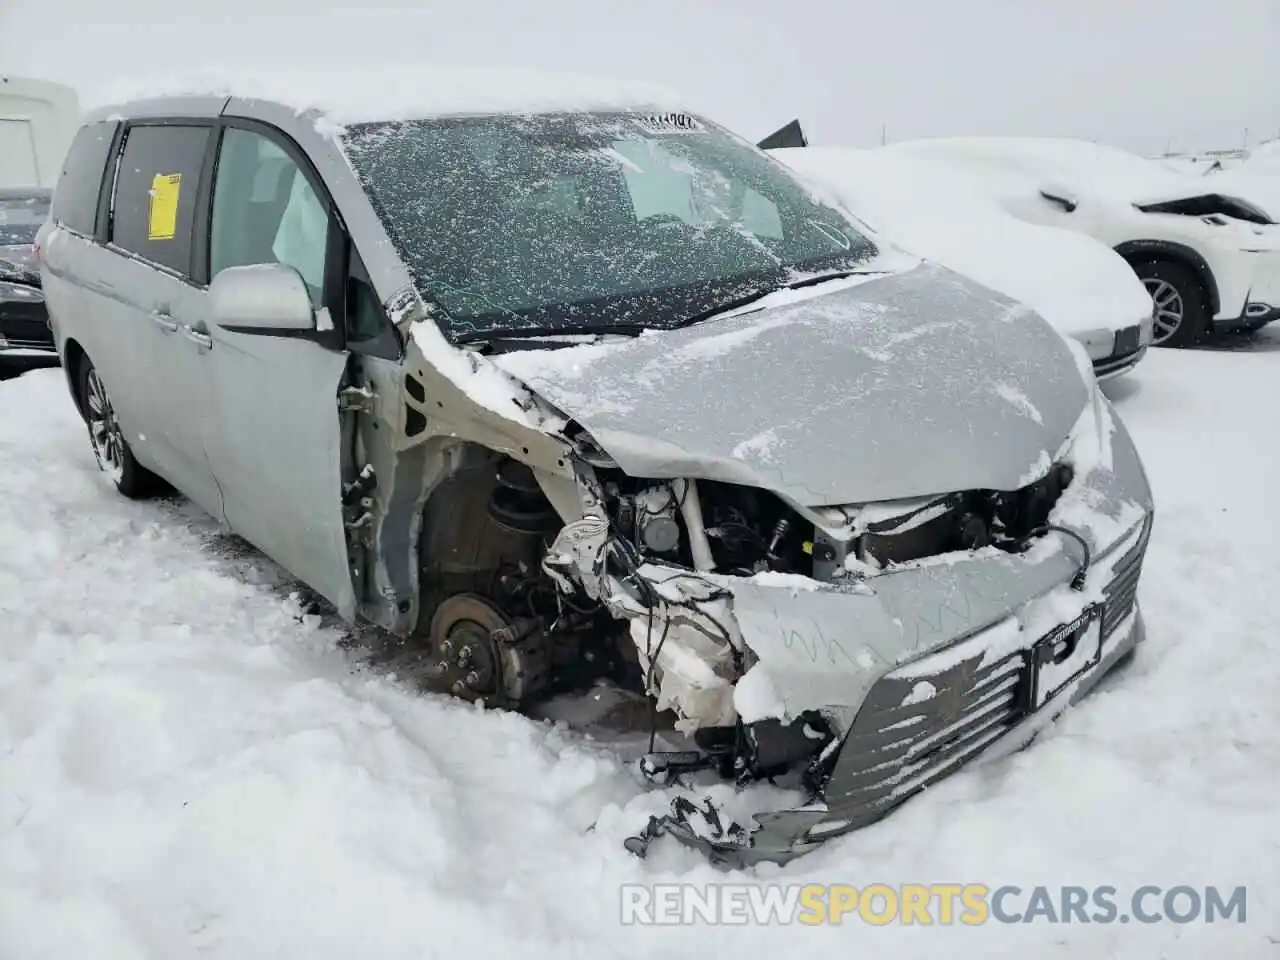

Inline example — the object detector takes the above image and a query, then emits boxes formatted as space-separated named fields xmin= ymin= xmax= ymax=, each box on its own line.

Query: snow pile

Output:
xmin=875 ymin=136 xmax=1197 ymax=205
xmin=1243 ymin=140 xmax=1280 ymax=171
xmin=773 ymin=146 xmax=1153 ymax=337
xmin=883 ymin=135 xmax=1280 ymax=231
xmin=3 ymin=343 xmax=1280 ymax=958
xmin=86 ymin=64 xmax=684 ymax=125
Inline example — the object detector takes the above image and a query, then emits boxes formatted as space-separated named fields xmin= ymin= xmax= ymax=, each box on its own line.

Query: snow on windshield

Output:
xmin=339 ymin=112 xmax=874 ymax=342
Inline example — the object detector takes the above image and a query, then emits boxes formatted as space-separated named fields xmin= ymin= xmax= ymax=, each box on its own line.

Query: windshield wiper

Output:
xmin=670 ymin=268 xmax=879 ymax=330
xmin=454 ymin=268 xmax=881 ymax=344
xmin=454 ymin=322 xmax=650 ymax=345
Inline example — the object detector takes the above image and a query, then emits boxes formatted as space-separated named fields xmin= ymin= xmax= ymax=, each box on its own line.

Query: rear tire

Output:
xmin=77 ymin=356 xmax=164 ymax=499
xmin=1136 ymin=259 xmax=1210 ymax=348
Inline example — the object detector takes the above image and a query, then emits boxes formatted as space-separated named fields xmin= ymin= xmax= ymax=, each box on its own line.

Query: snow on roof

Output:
xmin=85 ymin=64 xmax=686 ymax=125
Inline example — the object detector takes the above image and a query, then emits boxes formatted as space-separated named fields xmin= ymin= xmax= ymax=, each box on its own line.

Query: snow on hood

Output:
xmin=492 ymin=262 xmax=1091 ymax=507
xmin=772 ymin=146 xmax=1153 ymax=336
xmin=85 ymin=65 xmax=684 ymax=127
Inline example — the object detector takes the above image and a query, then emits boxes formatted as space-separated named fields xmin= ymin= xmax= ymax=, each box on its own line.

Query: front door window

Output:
xmin=210 ymin=127 xmax=330 ymax=306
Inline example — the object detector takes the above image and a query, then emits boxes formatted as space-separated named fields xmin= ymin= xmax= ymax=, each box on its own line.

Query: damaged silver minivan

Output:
xmin=38 ymin=71 xmax=1153 ymax=867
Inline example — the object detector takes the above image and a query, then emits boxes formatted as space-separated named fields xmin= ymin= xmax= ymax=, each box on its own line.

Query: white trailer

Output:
xmin=0 ymin=76 xmax=81 ymax=189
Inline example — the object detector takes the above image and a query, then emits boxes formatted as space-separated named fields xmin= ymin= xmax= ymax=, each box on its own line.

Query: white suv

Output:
xmin=873 ymin=136 xmax=1280 ymax=347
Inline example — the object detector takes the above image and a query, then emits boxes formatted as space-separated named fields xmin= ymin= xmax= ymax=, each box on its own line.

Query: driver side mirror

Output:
xmin=209 ymin=263 xmax=316 ymax=332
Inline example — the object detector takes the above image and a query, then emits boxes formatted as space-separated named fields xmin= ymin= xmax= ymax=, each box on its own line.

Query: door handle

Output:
xmin=184 ymin=326 xmax=213 ymax=350
xmin=152 ymin=310 xmax=179 ymax=333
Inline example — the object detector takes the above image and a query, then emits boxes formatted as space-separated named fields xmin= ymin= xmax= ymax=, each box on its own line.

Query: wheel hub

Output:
xmin=85 ymin=369 xmax=125 ymax=481
xmin=1143 ymin=277 xmax=1184 ymax=345
xmin=432 ymin=618 xmax=501 ymax=699
xmin=424 ymin=594 xmax=551 ymax=706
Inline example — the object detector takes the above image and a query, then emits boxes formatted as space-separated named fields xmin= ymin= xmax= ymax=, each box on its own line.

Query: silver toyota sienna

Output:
xmin=36 ymin=69 xmax=1153 ymax=867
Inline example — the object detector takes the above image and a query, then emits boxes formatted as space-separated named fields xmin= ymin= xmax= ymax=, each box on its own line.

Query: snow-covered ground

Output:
xmin=2 ymin=332 xmax=1279 ymax=958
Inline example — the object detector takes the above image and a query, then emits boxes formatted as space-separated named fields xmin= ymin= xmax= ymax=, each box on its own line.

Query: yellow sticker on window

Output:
xmin=147 ymin=173 xmax=181 ymax=241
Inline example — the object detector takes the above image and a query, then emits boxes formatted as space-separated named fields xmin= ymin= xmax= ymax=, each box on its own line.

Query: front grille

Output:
xmin=823 ymin=638 xmax=1026 ymax=830
xmin=1093 ymin=346 xmax=1146 ymax=378
xmin=1113 ymin=325 xmax=1143 ymax=357
xmin=1101 ymin=518 xmax=1150 ymax=637
xmin=822 ymin=516 xmax=1151 ymax=833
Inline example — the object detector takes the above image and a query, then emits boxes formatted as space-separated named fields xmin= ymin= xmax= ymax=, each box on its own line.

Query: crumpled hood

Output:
xmin=493 ymin=262 xmax=1091 ymax=507
xmin=0 ymin=245 xmax=40 ymax=286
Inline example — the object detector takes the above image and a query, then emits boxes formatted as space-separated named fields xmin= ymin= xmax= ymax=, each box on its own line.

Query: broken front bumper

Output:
xmin=611 ymin=394 xmax=1154 ymax=866
xmin=642 ymin=518 xmax=1150 ymax=867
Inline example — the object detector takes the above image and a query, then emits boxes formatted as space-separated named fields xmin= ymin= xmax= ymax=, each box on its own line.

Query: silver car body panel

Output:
xmin=495 ymin=262 xmax=1090 ymax=507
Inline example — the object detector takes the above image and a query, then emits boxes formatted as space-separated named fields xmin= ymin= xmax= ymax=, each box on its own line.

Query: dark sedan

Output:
xmin=1 ymin=188 xmax=57 ymax=362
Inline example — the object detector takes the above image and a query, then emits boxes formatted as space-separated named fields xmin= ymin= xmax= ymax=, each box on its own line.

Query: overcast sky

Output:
xmin=2 ymin=0 xmax=1275 ymax=155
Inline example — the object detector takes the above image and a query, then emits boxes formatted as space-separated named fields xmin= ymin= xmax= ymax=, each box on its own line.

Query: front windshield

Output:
xmin=0 ymin=195 xmax=50 ymax=246
xmin=340 ymin=111 xmax=876 ymax=341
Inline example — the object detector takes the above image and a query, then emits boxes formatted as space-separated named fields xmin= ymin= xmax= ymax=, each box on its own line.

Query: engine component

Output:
xmin=543 ymin=514 xmax=611 ymax=600
xmin=426 ymin=593 xmax=551 ymax=706
xmin=624 ymin=571 xmax=743 ymax=733
xmin=488 ymin=458 xmax=560 ymax=535
xmin=635 ymin=486 xmax=681 ymax=554
xmin=673 ymin=478 xmax=716 ymax=571
xmin=860 ymin=463 xmax=1078 ymax=567
xmin=766 ymin=516 xmax=791 ymax=566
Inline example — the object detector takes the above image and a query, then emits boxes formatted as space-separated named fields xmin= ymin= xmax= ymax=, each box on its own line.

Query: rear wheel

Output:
xmin=78 ymin=357 xmax=163 ymax=499
xmin=1137 ymin=259 xmax=1210 ymax=347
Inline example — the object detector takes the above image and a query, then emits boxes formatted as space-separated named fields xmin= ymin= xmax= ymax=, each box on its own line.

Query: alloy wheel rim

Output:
xmin=85 ymin=369 xmax=125 ymax=484
xmin=1144 ymin=278 xmax=1184 ymax=345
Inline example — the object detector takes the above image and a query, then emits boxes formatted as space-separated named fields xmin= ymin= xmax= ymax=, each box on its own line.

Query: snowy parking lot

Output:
xmin=1 ymin=331 xmax=1278 ymax=958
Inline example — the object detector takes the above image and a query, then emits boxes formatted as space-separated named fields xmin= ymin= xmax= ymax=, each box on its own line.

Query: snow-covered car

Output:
xmin=0 ymin=187 xmax=56 ymax=359
xmin=38 ymin=69 xmax=1154 ymax=867
xmin=867 ymin=136 xmax=1280 ymax=346
xmin=767 ymin=145 xmax=1155 ymax=379
xmin=1196 ymin=143 xmax=1280 ymax=236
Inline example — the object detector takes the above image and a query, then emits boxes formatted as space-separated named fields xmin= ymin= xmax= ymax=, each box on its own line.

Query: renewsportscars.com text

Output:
xmin=619 ymin=883 xmax=1248 ymax=926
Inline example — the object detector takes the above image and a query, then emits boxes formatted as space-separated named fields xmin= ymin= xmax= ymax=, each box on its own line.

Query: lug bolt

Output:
xmin=452 ymin=680 xmax=469 ymax=695
xmin=440 ymin=640 xmax=455 ymax=657
xmin=465 ymin=671 xmax=480 ymax=687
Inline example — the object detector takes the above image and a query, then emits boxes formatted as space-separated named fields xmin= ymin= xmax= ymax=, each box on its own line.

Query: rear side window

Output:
xmin=111 ymin=124 xmax=210 ymax=276
xmin=50 ymin=121 xmax=118 ymax=235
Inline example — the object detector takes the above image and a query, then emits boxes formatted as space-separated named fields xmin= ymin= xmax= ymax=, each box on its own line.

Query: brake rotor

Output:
xmin=426 ymin=594 xmax=508 ymax=702
xmin=424 ymin=594 xmax=551 ymax=707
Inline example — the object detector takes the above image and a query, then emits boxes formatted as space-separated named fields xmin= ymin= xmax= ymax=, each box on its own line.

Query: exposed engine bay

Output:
xmin=409 ymin=441 xmax=1083 ymax=805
